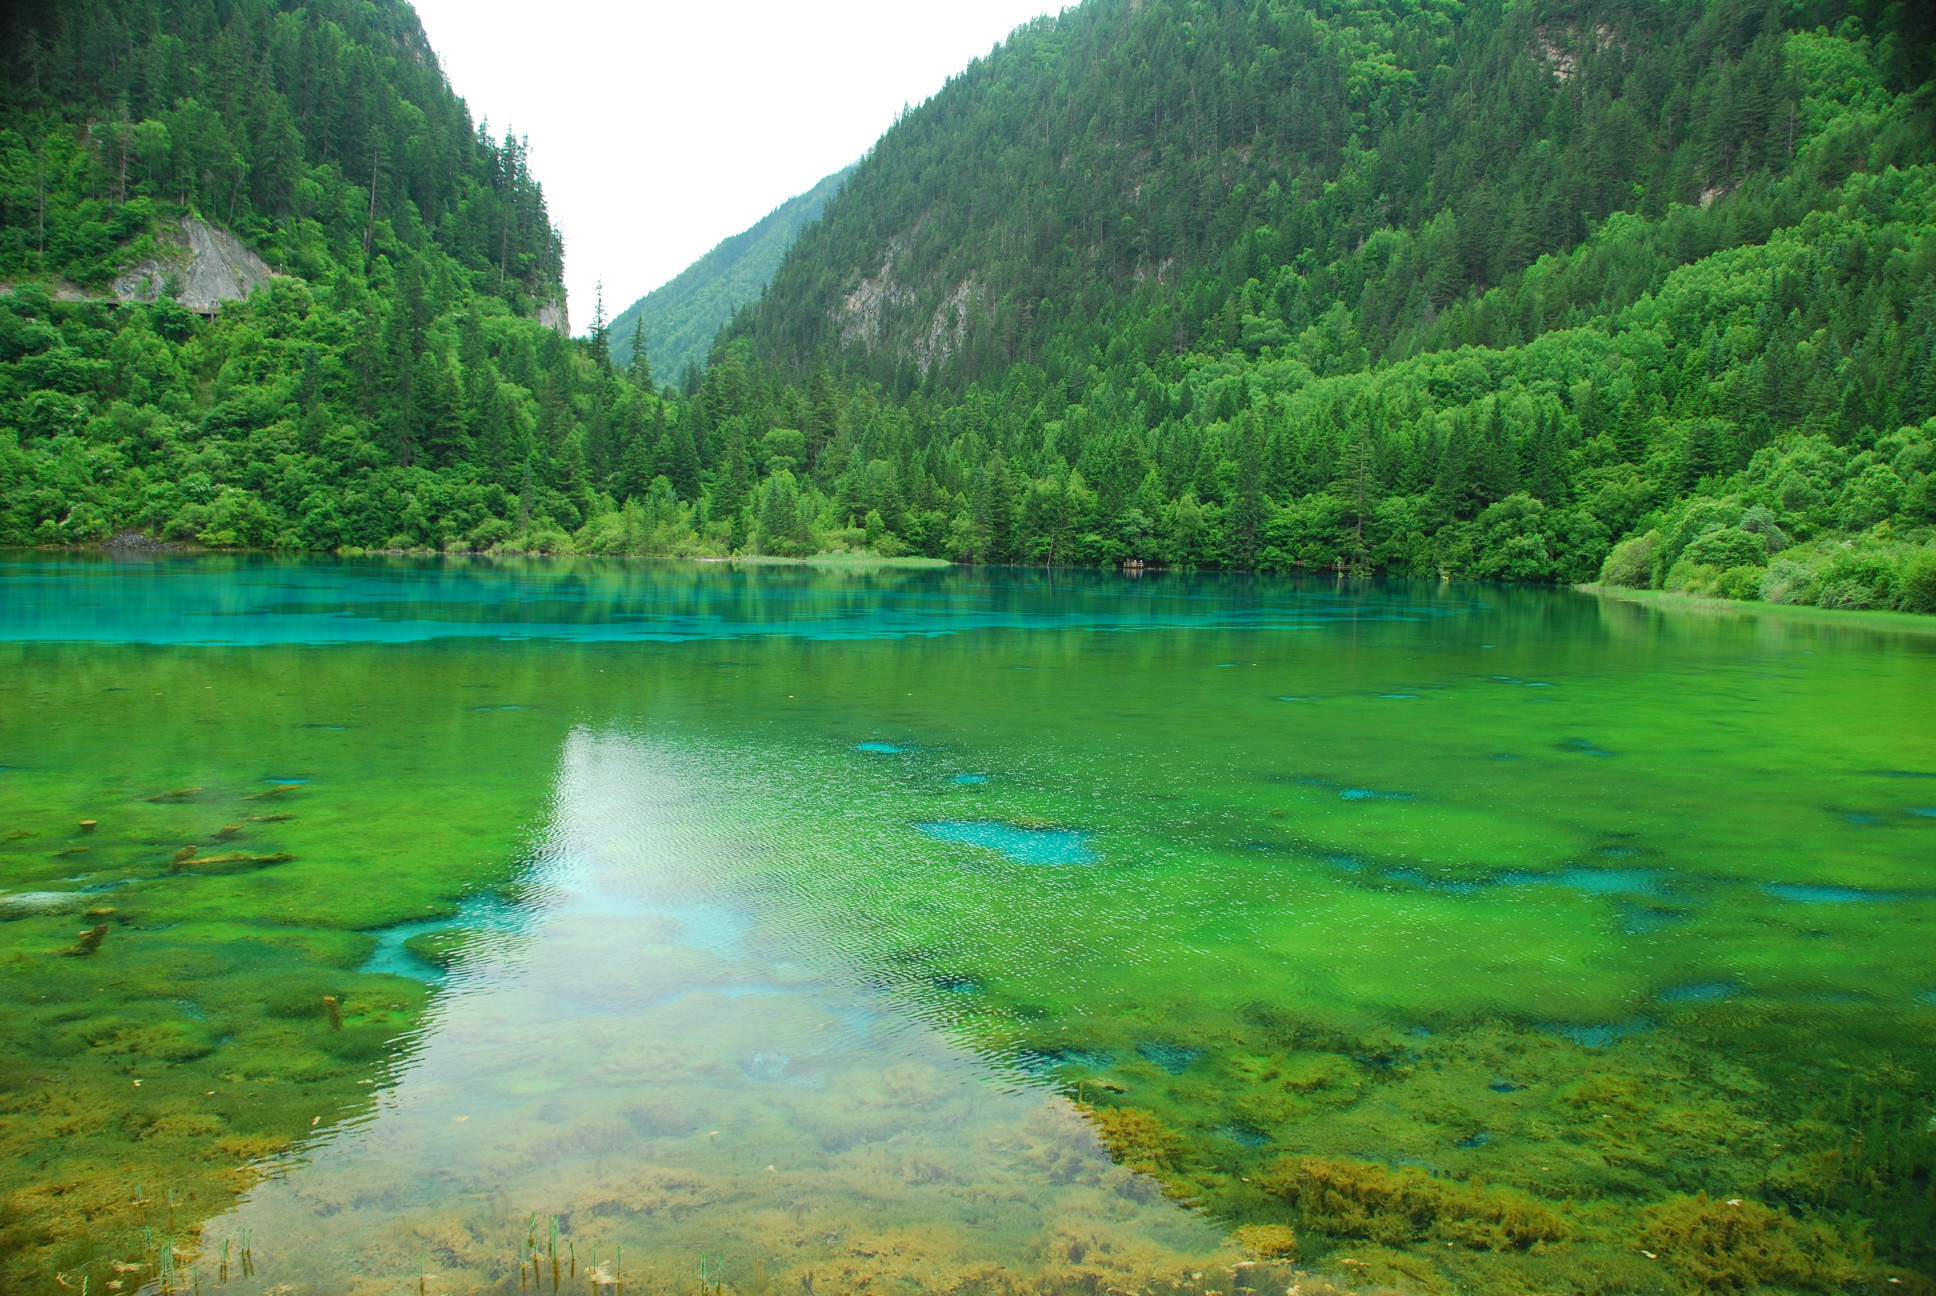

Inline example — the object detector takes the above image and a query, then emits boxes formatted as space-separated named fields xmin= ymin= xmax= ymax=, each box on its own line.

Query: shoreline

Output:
xmin=1577 ymin=583 xmax=1936 ymax=635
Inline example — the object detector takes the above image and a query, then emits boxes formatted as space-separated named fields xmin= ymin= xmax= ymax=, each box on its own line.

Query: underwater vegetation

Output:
xmin=1636 ymin=1193 xmax=1854 ymax=1294
xmin=3 ymin=562 xmax=1934 ymax=1295
xmin=1268 ymin=1156 xmax=1571 ymax=1251
xmin=986 ymin=1002 xmax=1936 ymax=1294
xmin=0 ymin=641 xmax=563 ymax=1292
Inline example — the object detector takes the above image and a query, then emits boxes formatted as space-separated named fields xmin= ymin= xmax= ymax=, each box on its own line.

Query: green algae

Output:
xmin=1 ymin=561 xmax=1932 ymax=1294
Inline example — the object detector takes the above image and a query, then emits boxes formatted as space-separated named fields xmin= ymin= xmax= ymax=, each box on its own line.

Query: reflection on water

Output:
xmin=210 ymin=731 xmax=1225 ymax=1293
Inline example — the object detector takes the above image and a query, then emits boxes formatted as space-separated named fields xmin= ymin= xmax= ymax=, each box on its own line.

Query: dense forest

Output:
xmin=2 ymin=0 xmax=1935 ymax=615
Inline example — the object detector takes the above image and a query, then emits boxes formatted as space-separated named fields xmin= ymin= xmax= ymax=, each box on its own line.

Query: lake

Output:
xmin=1 ymin=555 xmax=1931 ymax=1295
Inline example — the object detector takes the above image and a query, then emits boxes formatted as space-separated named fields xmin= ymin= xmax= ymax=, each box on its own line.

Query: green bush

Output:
xmin=1715 ymin=565 xmax=1767 ymax=600
xmin=1599 ymin=531 xmax=1660 ymax=588
xmin=1684 ymin=527 xmax=1770 ymax=570
xmin=1664 ymin=559 xmax=1723 ymax=595
xmin=1760 ymin=558 xmax=1820 ymax=605
xmin=1901 ymin=550 xmax=1936 ymax=613
xmin=1817 ymin=578 xmax=1878 ymax=609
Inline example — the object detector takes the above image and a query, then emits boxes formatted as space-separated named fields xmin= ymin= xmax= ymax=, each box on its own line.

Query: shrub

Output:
xmin=1664 ymin=558 xmax=1723 ymax=595
xmin=1761 ymin=558 xmax=1820 ymax=605
xmin=1816 ymin=579 xmax=1877 ymax=609
xmin=1715 ymin=565 xmax=1766 ymax=599
xmin=1901 ymin=551 xmax=1936 ymax=614
xmin=1600 ymin=530 xmax=1660 ymax=587
xmin=1685 ymin=527 xmax=1770 ymax=569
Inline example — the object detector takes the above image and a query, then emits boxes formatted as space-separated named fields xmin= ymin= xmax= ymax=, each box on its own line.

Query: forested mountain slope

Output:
xmin=0 ymin=0 xmax=609 ymax=550
xmin=740 ymin=0 xmax=1932 ymax=389
xmin=697 ymin=0 xmax=1936 ymax=609
xmin=608 ymin=165 xmax=853 ymax=388
xmin=1 ymin=0 xmax=1934 ymax=622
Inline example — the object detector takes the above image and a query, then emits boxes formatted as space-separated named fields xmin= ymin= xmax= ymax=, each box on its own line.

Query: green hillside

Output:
xmin=1 ymin=0 xmax=1934 ymax=623
xmin=0 ymin=0 xmax=632 ymax=554
xmin=703 ymin=0 xmax=1936 ymax=609
xmin=607 ymin=165 xmax=852 ymax=384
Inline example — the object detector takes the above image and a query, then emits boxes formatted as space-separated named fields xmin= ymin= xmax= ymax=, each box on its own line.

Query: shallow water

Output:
xmin=1 ymin=555 xmax=1932 ymax=1294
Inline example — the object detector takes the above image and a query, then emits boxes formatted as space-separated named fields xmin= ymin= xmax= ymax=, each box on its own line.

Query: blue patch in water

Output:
xmin=473 ymin=704 xmax=528 ymax=711
xmin=1621 ymin=905 xmax=1686 ymax=935
xmin=1543 ymin=867 xmax=1660 ymax=896
xmin=1488 ymin=1080 xmax=1521 ymax=1093
xmin=360 ymin=891 xmax=533 ymax=982
xmin=1544 ymin=1017 xmax=1653 ymax=1049
xmin=1341 ymin=788 xmax=1415 ymax=802
xmin=1384 ymin=867 xmax=1486 ymax=895
xmin=931 ymin=973 xmax=983 ymax=994
xmin=1378 ymin=693 xmax=1419 ymax=699
xmin=1012 ymin=1046 xmax=1114 ymax=1075
xmin=1658 ymin=982 xmax=1737 ymax=1003
xmin=1221 ymin=1126 xmax=1271 ymax=1148
xmin=263 ymin=777 xmax=309 ymax=785
xmin=1324 ymin=853 xmax=1367 ymax=873
xmin=1866 ymin=770 xmax=1936 ymax=779
xmin=1918 ymin=990 xmax=1936 ymax=1007
xmin=1137 ymin=1041 xmax=1202 ymax=1074
xmin=856 ymin=741 xmax=903 ymax=754
xmin=1845 ymin=812 xmax=1885 ymax=826
xmin=1913 ymin=807 xmax=1936 ymax=819
xmin=953 ymin=772 xmax=989 ymax=785
xmin=1456 ymin=1132 xmax=1491 ymax=1148
xmin=1558 ymin=738 xmax=1615 ymax=757
xmin=1763 ymin=882 xmax=1898 ymax=904
xmin=916 ymin=820 xmax=1096 ymax=865
xmin=1277 ymin=695 xmax=1320 ymax=702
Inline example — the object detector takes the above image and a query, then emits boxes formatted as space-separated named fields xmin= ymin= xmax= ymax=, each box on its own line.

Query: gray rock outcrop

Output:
xmin=111 ymin=216 xmax=278 ymax=312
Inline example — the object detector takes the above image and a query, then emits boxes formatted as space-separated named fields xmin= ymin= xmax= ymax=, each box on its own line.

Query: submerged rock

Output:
xmin=0 ymin=891 xmax=87 ymax=919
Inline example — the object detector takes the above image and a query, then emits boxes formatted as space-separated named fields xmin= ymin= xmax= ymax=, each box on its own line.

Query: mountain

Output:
xmin=1 ymin=0 xmax=1934 ymax=624
xmin=738 ymin=0 xmax=1935 ymax=389
xmin=690 ymin=0 xmax=1936 ymax=609
xmin=608 ymin=166 xmax=853 ymax=383
xmin=0 ymin=0 xmax=614 ymax=555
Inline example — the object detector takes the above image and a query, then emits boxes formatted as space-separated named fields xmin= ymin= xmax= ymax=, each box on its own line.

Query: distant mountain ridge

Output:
xmin=610 ymin=166 xmax=854 ymax=381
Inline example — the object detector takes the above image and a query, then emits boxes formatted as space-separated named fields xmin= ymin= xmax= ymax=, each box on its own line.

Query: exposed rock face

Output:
xmin=111 ymin=217 xmax=277 ymax=313
xmin=536 ymin=297 xmax=569 ymax=335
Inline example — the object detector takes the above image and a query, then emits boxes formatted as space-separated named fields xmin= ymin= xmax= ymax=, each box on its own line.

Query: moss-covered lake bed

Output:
xmin=1 ymin=556 xmax=1931 ymax=1295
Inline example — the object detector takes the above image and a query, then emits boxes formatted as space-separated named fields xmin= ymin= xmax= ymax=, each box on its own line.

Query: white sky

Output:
xmin=410 ymin=0 xmax=1057 ymax=333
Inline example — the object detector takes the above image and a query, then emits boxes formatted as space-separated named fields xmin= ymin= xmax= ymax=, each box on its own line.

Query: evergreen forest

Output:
xmin=3 ymin=0 xmax=1936 ymax=616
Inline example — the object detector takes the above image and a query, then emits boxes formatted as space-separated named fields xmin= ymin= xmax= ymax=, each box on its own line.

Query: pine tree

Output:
xmin=1226 ymin=413 xmax=1266 ymax=569
xmin=589 ymin=281 xmax=609 ymax=369
xmin=628 ymin=317 xmax=652 ymax=390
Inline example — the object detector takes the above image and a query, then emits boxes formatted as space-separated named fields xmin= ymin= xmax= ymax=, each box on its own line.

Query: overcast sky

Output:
xmin=409 ymin=0 xmax=1056 ymax=333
